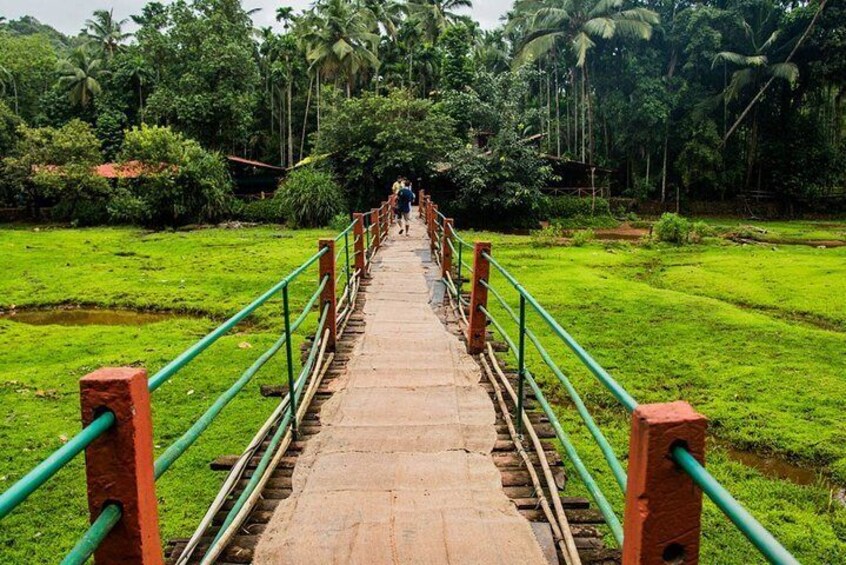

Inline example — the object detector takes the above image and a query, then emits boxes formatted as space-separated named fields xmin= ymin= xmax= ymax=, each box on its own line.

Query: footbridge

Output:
xmin=0 ymin=195 xmax=800 ymax=564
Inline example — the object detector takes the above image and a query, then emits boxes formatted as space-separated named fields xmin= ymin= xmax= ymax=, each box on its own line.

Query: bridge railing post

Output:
xmin=371 ymin=208 xmax=381 ymax=249
xmin=318 ymin=238 xmax=337 ymax=351
xmin=466 ymin=242 xmax=491 ymax=354
xmin=428 ymin=204 xmax=438 ymax=253
xmin=441 ymin=218 xmax=454 ymax=279
xmin=622 ymin=401 xmax=707 ymax=565
xmin=79 ymin=367 xmax=163 ymax=565
xmin=353 ymin=213 xmax=365 ymax=274
xmin=418 ymin=190 xmax=426 ymax=217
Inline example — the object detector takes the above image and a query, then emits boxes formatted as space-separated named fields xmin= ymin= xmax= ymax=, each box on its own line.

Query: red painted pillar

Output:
xmin=441 ymin=218 xmax=454 ymax=279
xmin=353 ymin=213 xmax=365 ymax=274
xmin=622 ymin=401 xmax=707 ymax=565
xmin=318 ymin=239 xmax=337 ymax=350
xmin=428 ymin=204 xmax=438 ymax=253
xmin=371 ymin=208 xmax=381 ymax=249
xmin=79 ymin=368 xmax=163 ymax=565
xmin=418 ymin=190 xmax=426 ymax=217
xmin=466 ymin=242 xmax=491 ymax=354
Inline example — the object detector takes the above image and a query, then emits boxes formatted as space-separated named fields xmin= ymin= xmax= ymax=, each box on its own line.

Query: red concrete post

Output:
xmin=371 ymin=208 xmax=381 ymax=249
xmin=466 ymin=242 xmax=491 ymax=354
xmin=79 ymin=367 xmax=163 ymax=565
xmin=428 ymin=204 xmax=438 ymax=253
xmin=389 ymin=194 xmax=396 ymax=225
xmin=353 ymin=213 xmax=365 ymax=274
xmin=318 ymin=239 xmax=337 ymax=350
xmin=622 ymin=401 xmax=707 ymax=565
xmin=418 ymin=190 xmax=426 ymax=217
xmin=442 ymin=218 xmax=454 ymax=279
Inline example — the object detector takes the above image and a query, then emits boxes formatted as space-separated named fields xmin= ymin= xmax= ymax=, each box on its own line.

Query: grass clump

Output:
xmin=274 ymin=166 xmax=345 ymax=228
xmin=571 ymin=228 xmax=595 ymax=247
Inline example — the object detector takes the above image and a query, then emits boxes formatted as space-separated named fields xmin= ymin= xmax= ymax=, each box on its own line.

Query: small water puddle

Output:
xmin=717 ymin=442 xmax=846 ymax=507
xmin=0 ymin=308 xmax=176 ymax=326
xmin=721 ymin=444 xmax=820 ymax=486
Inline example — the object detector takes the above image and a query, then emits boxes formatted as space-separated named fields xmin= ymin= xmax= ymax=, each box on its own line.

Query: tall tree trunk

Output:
xmin=316 ymin=70 xmax=321 ymax=133
xmin=661 ymin=133 xmax=669 ymax=203
xmin=300 ymin=75 xmax=314 ymax=162
xmin=278 ymin=87 xmax=284 ymax=167
xmin=554 ymin=60 xmax=561 ymax=158
xmin=645 ymin=150 xmax=651 ymax=191
xmin=287 ymin=76 xmax=293 ymax=166
xmin=584 ymin=64 xmax=595 ymax=164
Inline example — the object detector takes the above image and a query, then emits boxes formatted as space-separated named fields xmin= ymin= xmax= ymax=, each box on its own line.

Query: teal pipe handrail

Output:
xmin=480 ymin=278 xmax=627 ymax=491
xmin=61 ymin=503 xmax=122 ymax=565
xmin=479 ymin=304 xmax=624 ymax=544
xmin=147 ymin=246 xmax=328 ymax=392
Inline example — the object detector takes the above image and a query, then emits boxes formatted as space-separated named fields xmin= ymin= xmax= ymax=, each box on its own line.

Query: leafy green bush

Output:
xmin=274 ymin=167 xmax=345 ymax=228
xmin=330 ymin=213 xmax=352 ymax=232
xmin=654 ymin=213 xmax=692 ymax=244
xmin=115 ymin=125 xmax=234 ymax=226
xmin=571 ymin=228 xmax=595 ymax=247
xmin=690 ymin=220 xmax=714 ymax=243
xmin=235 ymin=198 xmax=284 ymax=224
xmin=546 ymin=195 xmax=611 ymax=218
xmin=530 ymin=224 xmax=564 ymax=247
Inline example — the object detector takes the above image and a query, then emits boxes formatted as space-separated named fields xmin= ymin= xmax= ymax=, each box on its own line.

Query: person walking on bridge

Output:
xmin=396 ymin=180 xmax=414 ymax=236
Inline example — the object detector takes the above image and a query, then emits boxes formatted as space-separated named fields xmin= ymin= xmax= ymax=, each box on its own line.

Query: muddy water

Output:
xmin=719 ymin=442 xmax=846 ymax=506
xmin=721 ymin=444 xmax=821 ymax=486
xmin=0 ymin=308 xmax=175 ymax=326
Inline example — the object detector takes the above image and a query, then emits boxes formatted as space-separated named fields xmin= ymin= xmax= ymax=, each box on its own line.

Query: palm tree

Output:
xmin=84 ymin=9 xmax=131 ymax=57
xmin=407 ymin=0 xmax=473 ymax=45
xmin=513 ymin=0 xmax=659 ymax=161
xmin=301 ymin=0 xmax=380 ymax=97
xmin=58 ymin=48 xmax=108 ymax=108
xmin=712 ymin=11 xmax=798 ymax=189
xmin=474 ymin=30 xmax=510 ymax=73
xmin=276 ymin=6 xmax=296 ymax=30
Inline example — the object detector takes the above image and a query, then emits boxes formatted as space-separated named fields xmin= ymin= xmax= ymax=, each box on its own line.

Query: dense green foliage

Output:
xmin=274 ymin=166 xmax=346 ymax=227
xmin=315 ymin=90 xmax=458 ymax=208
xmin=112 ymin=125 xmax=234 ymax=226
xmin=545 ymin=195 xmax=612 ymax=218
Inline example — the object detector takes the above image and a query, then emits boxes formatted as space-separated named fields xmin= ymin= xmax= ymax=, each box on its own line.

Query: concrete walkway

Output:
xmin=253 ymin=214 xmax=548 ymax=564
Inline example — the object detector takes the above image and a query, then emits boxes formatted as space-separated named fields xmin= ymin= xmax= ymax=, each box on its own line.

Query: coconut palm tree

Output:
xmin=84 ymin=8 xmax=131 ymax=58
xmin=512 ymin=0 xmax=659 ymax=161
xmin=301 ymin=0 xmax=380 ymax=97
xmin=712 ymin=10 xmax=798 ymax=188
xmin=407 ymin=0 xmax=473 ymax=45
xmin=58 ymin=48 xmax=108 ymax=108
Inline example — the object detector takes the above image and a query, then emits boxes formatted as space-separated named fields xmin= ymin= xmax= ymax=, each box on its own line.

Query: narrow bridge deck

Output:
xmin=252 ymin=217 xmax=550 ymax=563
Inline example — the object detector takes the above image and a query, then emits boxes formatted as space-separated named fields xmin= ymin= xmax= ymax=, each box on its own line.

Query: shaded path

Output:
xmin=253 ymin=214 xmax=548 ymax=564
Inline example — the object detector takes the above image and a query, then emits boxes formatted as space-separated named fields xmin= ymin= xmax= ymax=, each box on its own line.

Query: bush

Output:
xmin=546 ymin=195 xmax=611 ymax=219
xmin=274 ymin=167 xmax=345 ymax=228
xmin=530 ymin=224 xmax=564 ymax=247
xmin=690 ymin=220 xmax=714 ymax=243
xmin=235 ymin=198 xmax=284 ymax=224
xmin=329 ymin=213 xmax=352 ymax=232
xmin=571 ymin=229 xmax=595 ymax=247
xmin=654 ymin=213 xmax=692 ymax=244
xmin=115 ymin=125 xmax=234 ymax=226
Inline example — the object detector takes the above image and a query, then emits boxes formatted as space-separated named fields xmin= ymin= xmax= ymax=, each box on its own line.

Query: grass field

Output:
xmin=1 ymin=220 xmax=845 ymax=563
xmin=470 ymin=220 xmax=846 ymax=563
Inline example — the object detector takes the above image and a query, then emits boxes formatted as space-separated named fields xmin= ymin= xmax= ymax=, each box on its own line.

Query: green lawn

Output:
xmin=0 ymin=225 xmax=335 ymax=564
xmin=1 ymin=223 xmax=845 ymax=564
xmin=468 ymin=229 xmax=846 ymax=564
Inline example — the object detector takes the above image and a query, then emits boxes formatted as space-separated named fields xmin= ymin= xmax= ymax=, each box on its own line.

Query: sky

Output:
xmin=0 ymin=0 xmax=511 ymax=35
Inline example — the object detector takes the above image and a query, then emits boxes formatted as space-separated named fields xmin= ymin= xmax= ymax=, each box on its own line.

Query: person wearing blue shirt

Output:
xmin=396 ymin=180 xmax=415 ymax=235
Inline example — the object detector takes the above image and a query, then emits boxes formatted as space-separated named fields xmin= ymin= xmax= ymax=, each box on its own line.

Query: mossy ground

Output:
xmin=1 ymin=220 xmax=845 ymax=563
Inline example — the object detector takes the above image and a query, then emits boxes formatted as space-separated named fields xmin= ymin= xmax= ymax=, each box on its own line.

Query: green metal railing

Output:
xmin=0 ymin=215 xmax=379 ymax=563
xmin=434 ymin=215 xmax=799 ymax=564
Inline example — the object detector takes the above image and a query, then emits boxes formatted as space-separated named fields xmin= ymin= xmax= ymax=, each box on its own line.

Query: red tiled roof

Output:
xmin=227 ymin=155 xmax=286 ymax=172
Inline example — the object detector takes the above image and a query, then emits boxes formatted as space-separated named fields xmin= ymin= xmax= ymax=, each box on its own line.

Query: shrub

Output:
xmin=235 ymin=198 xmax=284 ymax=224
xmin=115 ymin=125 xmax=234 ymax=226
xmin=546 ymin=195 xmax=611 ymax=219
xmin=330 ymin=213 xmax=352 ymax=232
xmin=654 ymin=213 xmax=691 ymax=244
xmin=571 ymin=228 xmax=595 ymax=247
xmin=530 ymin=224 xmax=564 ymax=247
xmin=690 ymin=220 xmax=714 ymax=243
xmin=274 ymin=167 xmax=345 ymax=228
